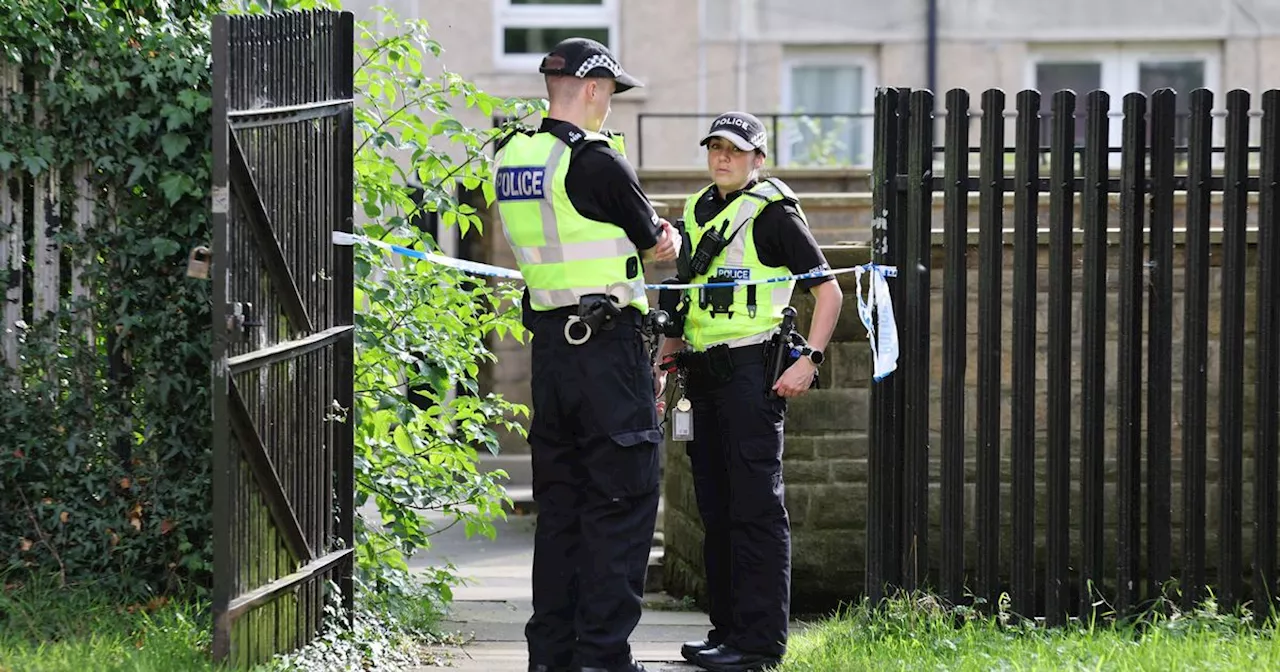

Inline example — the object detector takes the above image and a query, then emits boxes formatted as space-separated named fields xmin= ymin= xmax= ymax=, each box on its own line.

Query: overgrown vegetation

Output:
xmin=1 ymin=0 xmax=540 ymax=667
xmin=781 ymin=593 xmax=1280 ymax=671
xmin=0 ymin=0 xmax=217 ymax=601
xmin=1 ymin=0 xmax=537 ymax=595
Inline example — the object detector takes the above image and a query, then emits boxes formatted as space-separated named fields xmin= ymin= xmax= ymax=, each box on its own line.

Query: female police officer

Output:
xmin=654 ymin=112 xmax=843 ymax=672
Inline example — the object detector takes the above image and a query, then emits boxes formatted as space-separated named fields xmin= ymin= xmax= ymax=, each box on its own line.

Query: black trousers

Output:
xmin=523 ymin=305 xmax=662 ymax=669
xmin=684 ymin=354 xmax=791 ymax=658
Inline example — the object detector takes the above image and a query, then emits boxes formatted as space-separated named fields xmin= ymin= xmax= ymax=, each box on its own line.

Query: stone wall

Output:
xmin=661 ymin=234 xmax=1269 ymax=613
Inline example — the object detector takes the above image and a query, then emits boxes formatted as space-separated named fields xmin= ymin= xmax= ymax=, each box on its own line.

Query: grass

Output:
xmin=0 ymin=577 xmax=222 ymax=672
xmin=780 ymin=593 xmax=1280 ymax=671
xmin=0 ymin=574 xmax=446 ymax=672
xmin=12 ymin=574 xmax=1280 ymax=671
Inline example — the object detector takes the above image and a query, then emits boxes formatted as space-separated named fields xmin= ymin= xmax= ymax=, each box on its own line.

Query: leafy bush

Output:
xmin=0 ymin=0 xmax=217 ymax=600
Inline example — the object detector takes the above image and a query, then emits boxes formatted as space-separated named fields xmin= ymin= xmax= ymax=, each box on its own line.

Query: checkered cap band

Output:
xmin=575 ymin=53 xmax=622 ymax=78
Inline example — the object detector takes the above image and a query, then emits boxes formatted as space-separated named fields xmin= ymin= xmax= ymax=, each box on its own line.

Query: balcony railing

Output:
xmin=633 ymin=108 xmax=1244 ymax=170
xmin=634 ymin=112 xmax=875 ymax=169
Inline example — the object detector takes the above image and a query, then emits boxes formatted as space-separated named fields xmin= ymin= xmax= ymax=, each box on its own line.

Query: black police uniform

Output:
xmin=681 ymin=181 xmax=833 ymax=666
xmin=502 ymin=117 xmax=666 ymax=672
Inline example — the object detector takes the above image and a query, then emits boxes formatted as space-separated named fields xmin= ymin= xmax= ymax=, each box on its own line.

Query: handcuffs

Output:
xmin=563 ymin=282 xmax=634 ymax=345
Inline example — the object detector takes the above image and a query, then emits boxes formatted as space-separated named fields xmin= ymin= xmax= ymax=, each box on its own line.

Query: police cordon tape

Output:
xmin=331 ymin=230 xmax=897 ymax=291
xmin=332 ymin=230 xmax=902 ymax=381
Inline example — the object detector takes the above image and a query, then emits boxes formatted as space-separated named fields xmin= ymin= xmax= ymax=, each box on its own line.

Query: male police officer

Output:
xmin=491 ymin=37 xmax=681 ymax=672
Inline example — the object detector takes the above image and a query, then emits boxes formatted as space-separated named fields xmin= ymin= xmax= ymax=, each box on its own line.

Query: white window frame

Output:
xmin=1025 ymin=42 xmax=1222 ymax=147
xmin=778 ymin=51 xmax=878 ymax=168
xmin=493 ymin=0 xmax=620 ymax=72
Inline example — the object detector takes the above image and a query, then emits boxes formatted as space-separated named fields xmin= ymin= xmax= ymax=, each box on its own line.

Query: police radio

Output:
xmin=690 ymin=219 xmax=731 ymax=277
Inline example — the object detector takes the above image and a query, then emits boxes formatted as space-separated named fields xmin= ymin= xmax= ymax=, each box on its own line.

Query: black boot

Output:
xmin=680 ymin=638 xmax=720 ymax=663
xmin=695 ymin=645 xmax=782 ymax=672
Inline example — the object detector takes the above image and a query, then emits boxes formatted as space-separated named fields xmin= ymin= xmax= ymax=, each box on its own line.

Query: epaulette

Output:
xmin=546 ymin=121 xmax=612 ymax=161
xmin=750 ymin=177 xmax=800 ymax=204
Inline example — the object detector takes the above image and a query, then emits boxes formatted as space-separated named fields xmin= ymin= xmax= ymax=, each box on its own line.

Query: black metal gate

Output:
xmin=869 ymin=86 xmax=1280 ymax=623
xmin=210 ymin=10 xmax=355 ymax=665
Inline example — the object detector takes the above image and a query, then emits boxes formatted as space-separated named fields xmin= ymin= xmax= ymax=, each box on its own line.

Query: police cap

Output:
xmin=538 ymin=37 xmax=644 ymax=94
xmin=700 ymin=111 xmax=768 ymax=156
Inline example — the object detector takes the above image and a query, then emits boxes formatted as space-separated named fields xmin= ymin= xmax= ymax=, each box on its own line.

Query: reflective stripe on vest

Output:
xmin=681 ymin=179 xmax=800 ymax=351
xmin=493 ymin=131 xmax=648 ymax=312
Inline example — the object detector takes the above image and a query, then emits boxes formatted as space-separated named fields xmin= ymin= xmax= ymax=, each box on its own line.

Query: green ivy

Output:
xmin=0 ymin=1 xmax=217 ymax=599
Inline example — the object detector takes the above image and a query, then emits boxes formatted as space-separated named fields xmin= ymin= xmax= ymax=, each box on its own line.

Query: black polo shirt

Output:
xmin=691 ymin=181 xmax=833 ymax=291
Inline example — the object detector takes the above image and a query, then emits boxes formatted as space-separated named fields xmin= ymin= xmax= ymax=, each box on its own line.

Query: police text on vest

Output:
xmin=496 ymin=167 xmax=546 ymax=201
xmin=714 ymin=267 xmax=751 ymax=281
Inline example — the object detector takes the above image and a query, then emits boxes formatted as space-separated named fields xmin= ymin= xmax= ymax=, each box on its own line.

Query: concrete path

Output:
xmin=407 ymin=507 xmax=710 ymax=671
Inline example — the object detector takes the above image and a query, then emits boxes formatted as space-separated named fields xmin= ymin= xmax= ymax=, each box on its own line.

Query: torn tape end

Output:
xmin=332 ymin=231 xmax=359 ymax=246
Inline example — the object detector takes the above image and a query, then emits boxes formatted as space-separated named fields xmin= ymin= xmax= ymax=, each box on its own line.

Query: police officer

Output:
xmin=655 ymin=112 xmax=843 ymax=672
xmin=490 ymin=37 xmax=682 ymax=672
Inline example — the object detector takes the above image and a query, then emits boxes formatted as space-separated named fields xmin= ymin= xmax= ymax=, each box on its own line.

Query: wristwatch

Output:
xmin=800 ymin=346 xmax=824 ymax=365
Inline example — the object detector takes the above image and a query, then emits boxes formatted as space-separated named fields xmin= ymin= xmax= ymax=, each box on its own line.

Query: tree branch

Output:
xmin=353 ymin=84 xmax=446 ymax=154
xmin=17 ymin=488 xmax=66 ymax=588
xmin=356 ymin=475 xmax=506 ymax=514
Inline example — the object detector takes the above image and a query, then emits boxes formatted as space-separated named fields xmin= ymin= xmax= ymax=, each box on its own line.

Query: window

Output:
xmin=1029 ymin=44 xmax=1219 ymax=147
xmin=1035 ymin=62 xmax=1101 ymax=146
xmin=494 ymin=0 xmax=618 ymax=71
xmin=780 ymin=53 xmax=875 ymax=167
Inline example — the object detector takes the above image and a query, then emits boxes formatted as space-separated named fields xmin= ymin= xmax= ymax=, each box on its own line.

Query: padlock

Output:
xmin=186 ymin=246 xmax=211 ymax=279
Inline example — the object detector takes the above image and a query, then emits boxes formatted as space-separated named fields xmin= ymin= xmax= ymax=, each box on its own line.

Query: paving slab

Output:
xmin=407 ymin=504 xmax=713 ymax=671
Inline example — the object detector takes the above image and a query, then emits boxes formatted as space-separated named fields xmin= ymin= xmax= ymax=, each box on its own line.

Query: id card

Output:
xmin=671 ymin=397 xmax=694 ymax=442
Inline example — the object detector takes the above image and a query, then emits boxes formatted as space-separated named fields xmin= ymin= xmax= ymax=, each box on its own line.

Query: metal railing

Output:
xmin=870 ymin=86 xmax=1280 ymax=624
xmin=211 ymin=10 xmax=356 ymax=666
xmin=634 ymin=112 xmax=875 ymax=168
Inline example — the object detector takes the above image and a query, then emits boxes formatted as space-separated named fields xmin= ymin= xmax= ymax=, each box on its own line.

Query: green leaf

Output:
xmin=151 ymin=236 xmax=181 ymax=259
xmin=158 ymin=171 xmax=192 ymax=205
xmin=160 ymin=133 xmax=190 ymax=160
xmin=20 ymin=154 xmax=47 ymax=175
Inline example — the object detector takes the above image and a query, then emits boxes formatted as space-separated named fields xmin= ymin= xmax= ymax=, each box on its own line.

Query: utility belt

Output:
xmin=665 ymin=342 xmax=769 ymax=386
xmin=539 ymin=291 xmax=669 ymax=368
xmin=659 ymin=306 xmax=817 ymax=398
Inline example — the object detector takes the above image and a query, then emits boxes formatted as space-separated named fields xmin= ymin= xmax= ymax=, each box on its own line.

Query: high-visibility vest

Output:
xmin=602 ymin=130 xmax=627 ymax=158
xmin=680 ymin=178 xmax=803 ymax=351
xmin=492 ymin=126 xmax=649 ymax=312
